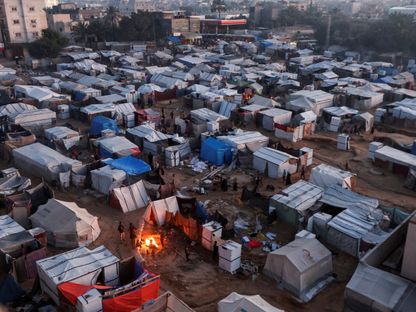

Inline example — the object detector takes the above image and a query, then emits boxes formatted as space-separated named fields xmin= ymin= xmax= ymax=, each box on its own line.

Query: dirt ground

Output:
xmin=2 ymin=111 xmax=416 ymax=311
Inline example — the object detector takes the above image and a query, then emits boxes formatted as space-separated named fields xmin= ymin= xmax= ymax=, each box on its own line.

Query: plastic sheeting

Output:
xmin=320 ymin=185 xmax=379 ymax=211
xmin=30 ymin=199 xmax=101 ymax=248
xmin=104 ymin=156 xmax=151 ymax=176
xmin=111 ymin=180 xmax=149 ymax=213
xmin=144 ymin=196 xmax=179 ymax=226
xmin=263 ymin=238 xmax=332 ymax=301
xmin=200 ymin=137 xmax=232 ymax=166
xmin=309 ymin=164 xmax=355 ymax=190
xmin=58 ymin=282 xmax=111 ymax=305
xmin=37 ymin=245 xmax=119 ymax=304
xmin=91 ymin=165 xmax=126 ymax=194
xmin=345 ymin=264 xmax=416 ymax=312
xmin=89 ymin=115 xmax=119 ymax=136
xmin=102 ymin=278 xmax=160 ymax=312
xmin=13 ymin=143 xmax=82 ymax=183
xmin=0 ymin=215 xmax=25 ymax=239
xmin=218 ymin=292 xmax=283 ymax=312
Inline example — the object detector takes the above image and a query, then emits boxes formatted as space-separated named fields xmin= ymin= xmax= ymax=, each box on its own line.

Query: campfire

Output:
xmin=145 ymin=237 xmax=159 ymax=249
xmin=140 ymin=234 xmax=162 ymax=253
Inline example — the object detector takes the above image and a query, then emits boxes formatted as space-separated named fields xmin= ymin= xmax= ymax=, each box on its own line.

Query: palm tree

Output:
xmin=72 ymin=21 xmax=89 ymax=46
xmin=104 ymin=6 xmax=121 ymax=41
xmin=211 ymin=0 xmax=227 ymax=19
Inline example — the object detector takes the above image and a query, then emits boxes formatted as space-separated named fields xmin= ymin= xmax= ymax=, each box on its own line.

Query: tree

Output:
xmin=211 ymin=0 xmax=227 ymax=19
xmin=28 ymin=29 xmax=69 ymax=59
xmin=104 ymin=6 xmax=121 ymax=41
xmin=72 ymin=21 xmax=89 ymax=45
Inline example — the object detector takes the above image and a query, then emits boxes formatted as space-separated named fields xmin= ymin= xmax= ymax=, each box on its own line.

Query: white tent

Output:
xmin=29 ymin=199 xmax=101 ymax=248
xmin=309 ymin=164 xmax=356 ymax=190
xmin=91 ymin=165 xmax=126 ymax=194
xmin=37 ymin=245 xmax=119 ymax=304
xmin=44 ymin=126 xmax=80 ymax=150
xmin=11 ymin=108 xmax=56 ymax=127
xmin=218 ymin=292 xmax=283 ymax=312
xmin=269 ymin=180 xmax=323 ymax=226
xmin=253 ymin=147 xmax=298 ymax=178
xmin=144 ymin=196 xmax=179 ymax=226
xmin=263 ymin=238 xmax=333 ymax=302
xmin=111 ymin=180 xmax=149 ymax=213
xmin=0 ymin=215 xmax=25 ymax=239
xmin=0 ymin=103 xmax=37 ymax=118
xmin=258 ymin=108 xmax=292 ymax=131
xmin=13 ymin=143 xmax=82 ymax=183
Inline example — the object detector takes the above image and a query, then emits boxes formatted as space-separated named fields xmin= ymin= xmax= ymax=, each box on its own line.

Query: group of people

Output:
xmin=118 ymin=221 xmax=139 ymax=249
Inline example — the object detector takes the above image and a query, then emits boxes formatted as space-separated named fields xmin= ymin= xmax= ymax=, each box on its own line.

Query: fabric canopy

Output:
xmin=111 ymin=180 xmax=149 ymax=213
xmin=104 ymin=156 xmax=151 ymax=175
xmin=58 ymin=282 xmax=111 ymax=305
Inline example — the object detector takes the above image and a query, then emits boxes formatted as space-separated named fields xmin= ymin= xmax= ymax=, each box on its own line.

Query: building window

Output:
xmin=30 ymin=19 xmax=36 ymax=24
xmin=32 ymin=32 xmax=39 ymax=38
xmin=13 ymin=19 xmax=19 ymax=24
xmin=15 ymin=32 xmax=21 ymax=38
xmin=11 ymin=7 xmax=17 ymax=12
xmin=29 ymin=7 xmax=35 ymax=11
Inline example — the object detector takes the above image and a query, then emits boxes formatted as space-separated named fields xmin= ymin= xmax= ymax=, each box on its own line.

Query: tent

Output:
xmin=44 ymin=126 xmax=80 ymax=150
xmin=144 ymin=196 xmax=179 ymax=226
xmin=104 ymin=156 xmax=151 ymax=176
xmin=29 ymin=199 xmax=101 ymax=248
xmin=217 ymin=130 xmax=269 ymax=153
xmin=111 ymin=180 xmax=149 ymax=213
xmin=263 ymin=238 xmax=333 ymax=302
xmin=91 ymin=165 xmax=126 ymax=194
xmin=325 ymin=205 xmax=385 ymax=257
xmin=345 ymin=263 xmax=416 ymax=312
xmin=253 ymin=147 xmax=298 ymax=178
xmin=0 ymin=215 xmax=25 ymax=239
xmin=258 ymin=108 xmax=292 ymax=131
xmin=89 ymin=115 xmax=119 ymax=136
xmin=218 ymin=292 xmax=283 ymax=312
xmin=36 ymin=245 xmax=119 ymax=304
xmin=269 ymin=180 xmax=323 ymax=226
xmin=11 ymin=109 xmax=56 ymax=127
xmin=13 ymin=143 xmax=82 ymax=183
xmin=200 ymin=137 xmax=232 ymax=166
xmin=309 ymin=164 xmax=356 ymax=190
xmin=97 ymin=136 xmax=140 ymax=158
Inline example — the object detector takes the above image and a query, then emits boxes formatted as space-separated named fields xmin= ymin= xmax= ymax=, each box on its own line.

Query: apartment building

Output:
xmin=0 ymin=0 xmax=48 ymax=44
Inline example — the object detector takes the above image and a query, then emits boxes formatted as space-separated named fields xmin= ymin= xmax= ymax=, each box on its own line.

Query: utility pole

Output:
xmin=325 ymin=14 xmax=332 ymax=50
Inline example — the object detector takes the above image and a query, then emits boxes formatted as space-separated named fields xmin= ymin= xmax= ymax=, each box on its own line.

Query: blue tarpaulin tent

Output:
xmin=200 ymin=137 xmax=232 ymax=166
xmin=104 ymin=156 xmax=151 ymax=175
xmin=167 ymin=35 xmax=181 ymax=44
xmin=90 ymin=115 xmax=119 ymax=136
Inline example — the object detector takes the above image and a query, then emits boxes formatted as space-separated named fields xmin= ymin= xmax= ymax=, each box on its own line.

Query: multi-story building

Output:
xmin=46 ymin=3 xmax=79 ymax=37
xmin=0 ymin=0 xmax=48 ymax=45
xmin=249 ymin=2 xmax=279 ymax=28
xmin=154 ymin=11 xmax=200 ymax=36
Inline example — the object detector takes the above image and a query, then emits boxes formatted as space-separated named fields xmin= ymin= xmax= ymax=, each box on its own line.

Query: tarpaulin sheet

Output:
xmin=104 ymin=156 xmax=151 ymax=175
xmin=58 ymin=282 xmax=112 ymax=305
xmin=102 ymin=278 xmax=160 ymax=312
xmin=200 ymin=137 xmax=232 ymax=166
xmin=89 ymin=115 xmax=119 ymax=136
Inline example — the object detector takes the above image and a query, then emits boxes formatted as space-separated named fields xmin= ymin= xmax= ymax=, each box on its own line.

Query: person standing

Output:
xmin=129 ymin=223 xmax=137 ymax=249
xmin=185 ymin=245 xmax=190 ymax=262
xmin=213 ymin=241 xmax=219 ymax=262
xmin=285 ymin=172 xmax=292 ymax=186
xmin=118 ymin=221 xmax=125 ymax=242
xmin=300 ymin=166 xmax=306 ymax=180
xmin=170 ymin=111 xmax=174 ymax=120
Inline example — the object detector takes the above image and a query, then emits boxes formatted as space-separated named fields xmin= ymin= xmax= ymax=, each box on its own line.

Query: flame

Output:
xmin=145 ymin=237 xmax=159 ymax=248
